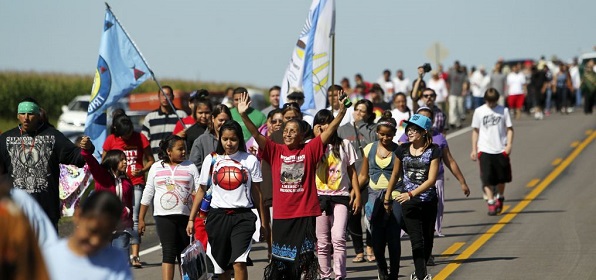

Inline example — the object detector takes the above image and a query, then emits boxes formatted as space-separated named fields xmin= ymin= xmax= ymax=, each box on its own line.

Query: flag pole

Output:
xmin=104 ymin=2 xmax=184 ymax=127
xmin=331 ymin=33 xmax=335 ymax=87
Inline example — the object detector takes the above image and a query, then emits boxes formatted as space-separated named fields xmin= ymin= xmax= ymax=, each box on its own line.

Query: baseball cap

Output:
xmin=402 ymin=114 xmax=432 ymax=131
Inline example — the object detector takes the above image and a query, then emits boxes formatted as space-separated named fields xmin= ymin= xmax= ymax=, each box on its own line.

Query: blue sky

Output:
xmin=1 ymin=0 xmax=594 ymax=89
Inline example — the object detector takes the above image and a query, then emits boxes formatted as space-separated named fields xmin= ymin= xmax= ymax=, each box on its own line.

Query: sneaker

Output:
xmin=426 ymin=255 xmax=435 ymax=266
xmin=378 ymin=269 xmax=389 ymax=280
xmin=487 ymin=201 xmax=497 ymax=216
xmin=423 ymin=275 xmax=433 ymax=280
xmin=495 ymin=196 xmax=505 ymax=214
xmin=410 ymin=273 xmax=418 ymax=280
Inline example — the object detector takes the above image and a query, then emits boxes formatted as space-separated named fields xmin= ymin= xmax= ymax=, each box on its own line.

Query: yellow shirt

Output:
xmin=363 ymin=143 xmax=401 ymax=198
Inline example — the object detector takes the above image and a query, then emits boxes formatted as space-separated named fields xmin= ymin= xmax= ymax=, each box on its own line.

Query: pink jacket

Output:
xmin=81 ymin=149 xmax=133 ymax=230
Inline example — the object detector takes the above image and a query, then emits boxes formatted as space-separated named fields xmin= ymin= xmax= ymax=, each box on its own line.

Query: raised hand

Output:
xmin=237 ymin=92 xmax=252 ymax=115
xmin=79 ymin=136 xmax=94 ymax=151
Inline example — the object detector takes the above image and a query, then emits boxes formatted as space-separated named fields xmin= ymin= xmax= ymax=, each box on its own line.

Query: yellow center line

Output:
xmin=434 ymin=130 xmax=596 ymax=280
xmin=440 ymin=242 xmax=465 ymax=257
xmin=570 ymin=141 xmax=579 ymax=148
xmin=551 ymin=158 xmax=562 ymax=166
xmin=526 ymin=178 xmax=540 ymax=188
xmin=500 ymin=205 xmax=510 ymax=213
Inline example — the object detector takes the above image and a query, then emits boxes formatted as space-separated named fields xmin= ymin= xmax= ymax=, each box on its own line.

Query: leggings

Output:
xmin=154 ymin=215 xmax=191 ymax=264
xmin=402 ymin=197 xmax=438 ymax=280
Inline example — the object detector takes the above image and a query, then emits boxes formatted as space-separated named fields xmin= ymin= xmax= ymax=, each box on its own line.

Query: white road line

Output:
xmin=138 ymin=127 xmax=473 ymax=258
xmin=139 ymin=244 xmax=162 ymax=256
xmin=446 ymin=126 xmax=472 ymax=140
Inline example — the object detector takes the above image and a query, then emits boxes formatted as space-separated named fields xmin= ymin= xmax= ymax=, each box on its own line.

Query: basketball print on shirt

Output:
xmin=213 ymin=160 xmax=248 ymax=191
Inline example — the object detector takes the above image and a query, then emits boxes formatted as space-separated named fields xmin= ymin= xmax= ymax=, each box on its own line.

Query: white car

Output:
xmin=57 ymin=95 xmax=91 ymax=132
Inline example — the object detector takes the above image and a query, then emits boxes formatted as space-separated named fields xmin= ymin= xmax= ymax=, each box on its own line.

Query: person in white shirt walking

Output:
xmin=139 ymin=135 xmax=200 ymax=280
xmin=470 ymin=88 xmax=514 ymax=216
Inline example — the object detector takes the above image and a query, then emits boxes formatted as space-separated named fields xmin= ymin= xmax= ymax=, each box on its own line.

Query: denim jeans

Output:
xmin=131 ymin=184 xmax=144 ymax=244
xmin=112 ymin=231 xmax=132 ymax=254
xmin=545 ymin=88 xmax=553 ymax=112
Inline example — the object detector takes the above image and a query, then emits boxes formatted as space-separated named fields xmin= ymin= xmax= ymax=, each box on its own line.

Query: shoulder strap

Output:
xmin=352 ymin=123 xmax=365 ymax=156
xmin=206 ymin=152 xmax=218 ymax=188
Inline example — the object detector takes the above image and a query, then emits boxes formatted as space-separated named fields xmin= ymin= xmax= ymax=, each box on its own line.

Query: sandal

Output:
xmin=131 ymin=256 xmax=142 ymax=268
xmin=352 ymin=254 xmax=366 ymax=263
xmin=366 ymin=254 xmax=376 ymax=263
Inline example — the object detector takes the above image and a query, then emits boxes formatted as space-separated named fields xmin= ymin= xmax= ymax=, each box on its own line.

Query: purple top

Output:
xmin=398 ymin=130 xmax=447 ymax=177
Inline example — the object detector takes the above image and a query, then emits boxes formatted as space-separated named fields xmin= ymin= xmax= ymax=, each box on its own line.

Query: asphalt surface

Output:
xmin=59 ymin=110 xmax=596 ymax=279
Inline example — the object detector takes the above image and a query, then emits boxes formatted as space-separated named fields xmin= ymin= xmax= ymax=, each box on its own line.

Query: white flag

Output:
xmin=280 ymin=0 xmax=335 ymax=113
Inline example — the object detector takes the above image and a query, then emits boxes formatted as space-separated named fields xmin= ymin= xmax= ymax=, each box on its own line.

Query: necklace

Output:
xmin=410 ymin=144 xmax=424 ymax=156
xmin=377 ymin=148 xmax=391 ymax=159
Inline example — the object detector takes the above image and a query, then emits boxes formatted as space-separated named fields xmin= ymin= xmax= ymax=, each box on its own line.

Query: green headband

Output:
xmin=17 ymin=101 xmax=40 ymax=114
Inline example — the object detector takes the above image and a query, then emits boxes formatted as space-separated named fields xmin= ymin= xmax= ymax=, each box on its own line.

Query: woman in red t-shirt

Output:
xmin=103 ymin=114 xmax=154 ymax=268
xmin=238 ymin=89 xmax=348 ymax=280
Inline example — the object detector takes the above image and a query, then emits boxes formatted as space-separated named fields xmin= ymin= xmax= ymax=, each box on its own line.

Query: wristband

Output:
xmin=408 ymin=191 xmax=413 ymax=198
xmin=188 ymin=219 xmax=194 ymax=222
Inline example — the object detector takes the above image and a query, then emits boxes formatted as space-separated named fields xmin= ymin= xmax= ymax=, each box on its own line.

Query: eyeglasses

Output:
xmin=406 ymin=127 xmax=421 ymax=134
xmin=422 ymin=94 xmax=436 ymax=99
xmin=270 ymin=119 xmax=283 ymax=124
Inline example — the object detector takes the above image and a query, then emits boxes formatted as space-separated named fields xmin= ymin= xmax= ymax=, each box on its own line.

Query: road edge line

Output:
xmin=434 ymin=130 xmax=596 ymax=279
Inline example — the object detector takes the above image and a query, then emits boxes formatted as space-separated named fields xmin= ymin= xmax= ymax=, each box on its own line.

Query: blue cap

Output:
xmin=402 ymin=114 xmax=432 ymax=131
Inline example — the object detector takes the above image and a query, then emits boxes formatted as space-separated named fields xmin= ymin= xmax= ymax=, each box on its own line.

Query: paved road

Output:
xmin=130 ymin=112 xmax=596 ymax=279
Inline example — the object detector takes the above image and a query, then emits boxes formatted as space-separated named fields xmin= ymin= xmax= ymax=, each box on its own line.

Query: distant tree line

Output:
xmin=0 ymin=71 xmax=238 ymax=120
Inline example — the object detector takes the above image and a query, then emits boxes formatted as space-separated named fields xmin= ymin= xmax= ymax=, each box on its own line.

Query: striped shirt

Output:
xmin=141 ymin=108 xmax=188 ymax=160
xmin=141 ymin=160 xmax=200 ymax=216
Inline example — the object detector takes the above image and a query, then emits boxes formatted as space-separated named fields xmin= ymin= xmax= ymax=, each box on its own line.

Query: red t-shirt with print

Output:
xmin=103 ymin=132 xmax=150 ymax=186
xmin=260 ymin=136 xmax=325 ymax=219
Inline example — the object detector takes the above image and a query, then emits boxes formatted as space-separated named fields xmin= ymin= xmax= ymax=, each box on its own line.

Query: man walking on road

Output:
xmin=470 ymin=88 xmax=514 ymax=216
xmin=141 ymin=86 xmax=187 ymax=160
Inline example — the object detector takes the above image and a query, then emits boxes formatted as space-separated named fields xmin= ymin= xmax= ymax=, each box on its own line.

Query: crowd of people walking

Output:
xmin=1 ymin=56 xmax=595 ymax=280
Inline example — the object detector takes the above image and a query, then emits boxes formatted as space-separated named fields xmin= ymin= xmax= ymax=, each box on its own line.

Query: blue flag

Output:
xmin=84 ymin=7 xmax=151 ymax=159
xmin=280 ymin=0 xmax=335 ymax=114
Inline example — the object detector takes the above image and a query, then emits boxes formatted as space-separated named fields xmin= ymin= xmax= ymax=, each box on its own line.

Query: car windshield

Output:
xmin=69 ymin=101 xmax=89 ymax=111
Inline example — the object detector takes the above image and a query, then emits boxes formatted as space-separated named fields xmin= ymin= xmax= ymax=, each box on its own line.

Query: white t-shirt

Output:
xmin=393 ymin=77 xmax=412 ymax=94
xmin=199 ymin=151 xmax=262 ymax=208
xmin=471 ymin=104 xmax=512 ymax=154
xmin=316 ymin=139 xmax=357 ymax=196
xmin=377 ymin=78 xmax=395 ymax=102
xmin=506 ymin=72 xmax=526 ymax=95
xmin=391 ymin=108 xmax=411 ymax=143
xmin=427 ymin=78 xmax=449 ymax=103
xmin=470 ymin=71 xmax=491 ymax=98
xmin=141 ymin=160 xmax=200 ymax=216
xmin=327 ymin=106 xmax=354 ymax=127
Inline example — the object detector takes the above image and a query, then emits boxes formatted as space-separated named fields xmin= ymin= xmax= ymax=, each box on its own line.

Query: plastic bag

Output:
xmin=181 ymin=238 xmax=210 ymax=280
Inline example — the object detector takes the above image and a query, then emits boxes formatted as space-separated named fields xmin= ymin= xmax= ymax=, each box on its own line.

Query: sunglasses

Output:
xmin=422 ymin=94 xmax=437 ymax=99
xmin=283 ymin=102 xmax=300 ymax=109
xmin=270 ymin=119 xmax=283 ymax=124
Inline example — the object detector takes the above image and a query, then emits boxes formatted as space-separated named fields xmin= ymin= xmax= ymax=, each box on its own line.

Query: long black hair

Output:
xmin=101 ymin=149 xmax=127 ymax=178
xmin=313 ymin=109 xmax=343 ymax=159
xmin=215 ymin=120 xmax=247 ymax=155
xmin=111 ymin=114 xmax=133 ymax=137
xmin=79 ymin=191 xmax=122 ymax=223
xmin=209 ymin=104 xmax=232 ymax=135
xmin=158 ymin=135 xmax=185 ymax=164
xmin=191 ymin=91 xmax=213 ymax=122
xmin=376 ymin=111 xmax=397 ymax=134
